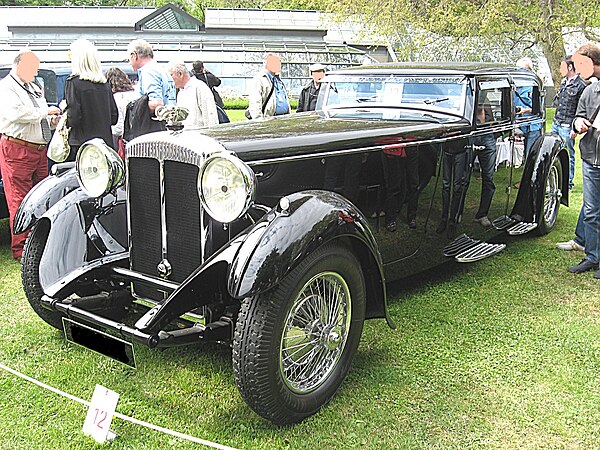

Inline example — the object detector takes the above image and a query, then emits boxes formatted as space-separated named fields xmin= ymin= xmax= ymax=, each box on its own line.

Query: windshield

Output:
xmin=318 ymin=74 xmax=468 ymax=121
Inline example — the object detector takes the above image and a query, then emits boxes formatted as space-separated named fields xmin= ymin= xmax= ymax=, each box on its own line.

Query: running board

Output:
xmin=492 ymin=215 xmax=517 ymax=230
xmin=443 ymin=234 xmax=480 ymax=257
xmin=443 ymin=233 xmax=506 ymax=262
xmin=506 ymin=222 xmax=538 ymax=235
xmin=455 ymin=242 xmax=506 ymax=263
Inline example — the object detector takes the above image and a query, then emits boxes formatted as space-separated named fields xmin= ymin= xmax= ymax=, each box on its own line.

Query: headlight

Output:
xmin=199 ymin=154 xmax=256 ymax=223
xmin=76 ymin=139 xmax=124 ymax=198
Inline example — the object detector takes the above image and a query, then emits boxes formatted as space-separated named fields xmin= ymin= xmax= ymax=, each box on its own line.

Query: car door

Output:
xmin=460 ymin=76 xmax=514 ymax=239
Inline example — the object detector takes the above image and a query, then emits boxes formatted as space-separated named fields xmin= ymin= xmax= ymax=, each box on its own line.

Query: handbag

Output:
xmin=47 ymin=112 xmax=71 ymax=163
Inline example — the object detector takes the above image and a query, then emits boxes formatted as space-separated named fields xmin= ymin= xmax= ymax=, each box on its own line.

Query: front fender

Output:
xmin=511 ymin=133 xmax=568 ymax=222
xmin=137 ymin=191 xmax=393 ymax=333
xmin=229 ymin=190 xmax=393 ymax=326
xmin=35 ymin=187 xmax=127 ymax=297
xmin=14 ymin=163 xmax=79 ymax=235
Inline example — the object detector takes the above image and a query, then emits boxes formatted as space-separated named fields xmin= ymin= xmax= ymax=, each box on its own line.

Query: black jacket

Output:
xmin=297 ymin=81 xmax=320 ymax=113
xmin=65 ymin=75 xmax=118 ymax=148
xmin=553 ymin=75 xmax=587 ymax=124
xmin=123 ymin=94 xmax=166 ymax=142
xmin=574 ymin=82 xmax=600 ymax=167
xmin=195 ymin=71 xmax=224 ymax=109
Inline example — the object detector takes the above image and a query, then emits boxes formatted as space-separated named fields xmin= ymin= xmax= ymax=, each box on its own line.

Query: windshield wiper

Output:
xmin=423 ymin=97 xmax=449 ymax=105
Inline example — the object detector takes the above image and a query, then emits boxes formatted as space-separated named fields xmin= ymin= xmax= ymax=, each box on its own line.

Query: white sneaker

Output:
xmin=556 ymin=240 xmax=585 ymax=252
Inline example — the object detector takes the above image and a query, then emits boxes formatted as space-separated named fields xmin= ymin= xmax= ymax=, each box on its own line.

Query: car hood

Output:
xmin=189 ymin=112 xmax=467 ymax=163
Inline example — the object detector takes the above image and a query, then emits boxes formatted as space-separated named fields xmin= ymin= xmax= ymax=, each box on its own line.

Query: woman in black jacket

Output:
xmin=191 ymin=61 xmax=224 ymax=109
xmin=64 ymin=39 xmax=118 ymax=161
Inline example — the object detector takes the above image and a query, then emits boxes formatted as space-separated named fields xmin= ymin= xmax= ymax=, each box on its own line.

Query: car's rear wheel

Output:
xmin=232 ymin=242 xmax=365 ymax=424
xmin=21 ymin=220 xmax=64 ymax=330
xmin=538 ymin=155 xmax=562 ymax=235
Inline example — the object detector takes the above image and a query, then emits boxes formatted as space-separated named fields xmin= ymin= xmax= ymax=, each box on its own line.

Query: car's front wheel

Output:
xmin=538 ymin=155 xmax=562 ymax=235
xmin=21 ymin=220 xmax=64 ymax=330
xmin=232 ymin=242 xmax=365 ymax=425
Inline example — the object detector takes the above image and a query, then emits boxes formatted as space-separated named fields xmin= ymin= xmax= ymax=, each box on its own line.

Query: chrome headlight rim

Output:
xmin=198 ymin=153 xmax=256 ymax=223
xmin=75 ymin=138 xmax=125 ymax=198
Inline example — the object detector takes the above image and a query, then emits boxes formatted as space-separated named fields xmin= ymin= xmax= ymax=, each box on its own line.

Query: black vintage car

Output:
xmin=14 ymin=63 xmax=568 ymax=425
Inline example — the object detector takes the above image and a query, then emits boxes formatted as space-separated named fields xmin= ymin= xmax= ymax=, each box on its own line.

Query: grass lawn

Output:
xmin=226 ymin=109 xmax=247 ymax=122
xmin=0 ymin=115 xmax=599 ymax=449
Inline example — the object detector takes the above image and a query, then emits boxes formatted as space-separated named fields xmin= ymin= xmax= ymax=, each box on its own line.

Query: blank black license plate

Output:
xmin=63 ymin=318 xmax=136 ymax=368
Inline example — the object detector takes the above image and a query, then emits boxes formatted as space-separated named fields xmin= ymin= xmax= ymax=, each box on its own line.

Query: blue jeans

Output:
xmin=582 ymin=160 xmax=600 ymax=264
xmin=551 ymin=122 xmax=575 ymax=188
xmin=574 ymin=205 xmax=586 ymax=247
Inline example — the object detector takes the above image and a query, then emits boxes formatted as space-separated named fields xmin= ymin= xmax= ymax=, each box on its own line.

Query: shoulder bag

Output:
xmin=47 ymin=112 xmax=71 ymax=163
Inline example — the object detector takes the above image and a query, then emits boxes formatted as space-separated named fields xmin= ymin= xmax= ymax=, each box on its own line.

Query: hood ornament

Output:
xmin=155 ymin=105 xmax=189 ymax=131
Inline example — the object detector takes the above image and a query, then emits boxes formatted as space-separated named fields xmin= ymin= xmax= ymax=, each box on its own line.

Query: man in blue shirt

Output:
xmin=514 ymin=57 xmax=543 ymax=160
xmin=127 ymin=39 xmax=175 ymax=112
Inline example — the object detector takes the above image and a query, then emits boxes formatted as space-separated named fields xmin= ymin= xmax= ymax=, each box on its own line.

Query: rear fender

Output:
xmin=511 ymin=133 xmax=568 ymax=222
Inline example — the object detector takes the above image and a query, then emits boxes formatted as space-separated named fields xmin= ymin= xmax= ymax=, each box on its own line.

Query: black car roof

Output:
xmin=331 ymin=62 xmax=537 ymax=79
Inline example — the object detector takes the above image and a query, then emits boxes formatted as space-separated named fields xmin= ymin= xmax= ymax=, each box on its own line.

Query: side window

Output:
xmin=513 ymin=78 xmax=543 ymax=118
xmin=477 ymin=79 xmax=511 ymax=127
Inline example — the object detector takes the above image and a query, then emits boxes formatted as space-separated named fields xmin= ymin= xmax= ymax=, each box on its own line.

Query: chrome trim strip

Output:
xmin=159 ymin=152 xmax=168 ymax=266
xmin=113 ymin=266 xmax=180 ymax=291
xmin=125 ymin=156 xmax=132 ymax=268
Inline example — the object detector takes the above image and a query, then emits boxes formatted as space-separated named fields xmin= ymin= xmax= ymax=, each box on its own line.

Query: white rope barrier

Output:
xmin=0 ymin=362 xmax=239 ymax=450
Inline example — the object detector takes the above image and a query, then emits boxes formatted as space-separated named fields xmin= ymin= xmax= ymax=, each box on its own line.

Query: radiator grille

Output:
xmin=129 ymin=158 xmax=162 ymax=300
xmin=164 ymin=160 xmax=202 ymax=282
xmin=128 ymin=156 xmax=202 ymax=301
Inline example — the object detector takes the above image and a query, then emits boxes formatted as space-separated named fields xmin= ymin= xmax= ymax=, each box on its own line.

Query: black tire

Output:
xmin=232 ymin=243 xmax=366 ymax=425
xmin=21 ymin=220 xmax=64 ymax=330
xmin=537 ymin=155 xmax=562 ymax=235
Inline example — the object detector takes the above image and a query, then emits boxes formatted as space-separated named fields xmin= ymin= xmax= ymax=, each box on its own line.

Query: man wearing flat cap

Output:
xmin=297 ymin=63 xmax=326 ymax=113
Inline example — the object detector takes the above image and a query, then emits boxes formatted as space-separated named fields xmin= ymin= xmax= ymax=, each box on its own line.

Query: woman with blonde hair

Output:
xmin=64 ymin=39 xmax=117 ymax=161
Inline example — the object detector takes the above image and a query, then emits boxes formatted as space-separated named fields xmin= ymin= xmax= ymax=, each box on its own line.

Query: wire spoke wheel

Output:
xmin=538 ymin=154 xmax=562 ymax=235
xmin=280 ymin=271 xmax=351 ymax=394
xmin=233 ymin=243 xmax=365 ymax=424
xmin=543 ymin=161 xmax=561 ymax=226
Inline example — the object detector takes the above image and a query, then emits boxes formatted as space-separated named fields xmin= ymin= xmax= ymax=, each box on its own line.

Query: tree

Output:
xmin=327 ymin=0 xmax=600 ymax=88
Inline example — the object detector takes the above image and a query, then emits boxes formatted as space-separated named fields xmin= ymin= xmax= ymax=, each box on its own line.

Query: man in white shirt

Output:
xmin=0 ymin=49 xmax=60 ymax=260
xmin=167 ymin=62 xmax=218 ymax=129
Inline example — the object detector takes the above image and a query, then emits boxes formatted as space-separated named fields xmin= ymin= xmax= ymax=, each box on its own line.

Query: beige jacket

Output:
xmin=248 ymin=70 xmax=290 ymax=119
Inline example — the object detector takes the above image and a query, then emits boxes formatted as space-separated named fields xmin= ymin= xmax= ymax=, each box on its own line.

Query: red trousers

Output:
xmin=0 ymin=137 xmax=48 ymax=259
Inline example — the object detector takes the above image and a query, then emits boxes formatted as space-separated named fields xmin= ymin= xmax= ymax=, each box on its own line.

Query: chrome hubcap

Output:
xmin=280 ymin=272 xmax=351 ymax=394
